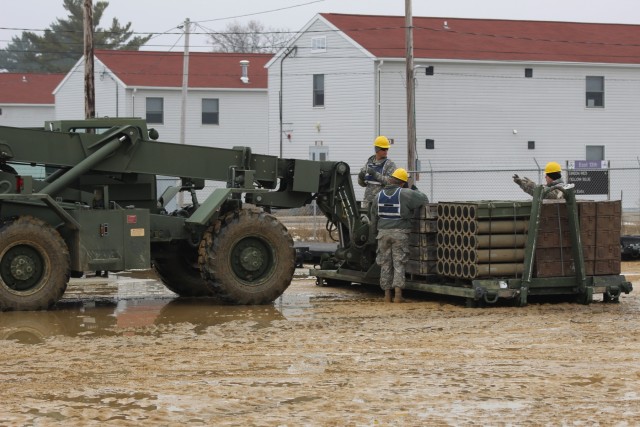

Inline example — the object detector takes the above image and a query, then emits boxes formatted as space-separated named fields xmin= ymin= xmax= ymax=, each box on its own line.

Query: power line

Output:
xmin=194 ymin=0 xmax=324 ymax=24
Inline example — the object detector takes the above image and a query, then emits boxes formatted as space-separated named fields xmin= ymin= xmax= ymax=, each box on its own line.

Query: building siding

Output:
xmin=268 ymin=18 xmax=377 ymax=198
xmin=377 ymin=60 xmax=640 ymax=202
xmin=0 ymin=105 xmax=54 ymax=127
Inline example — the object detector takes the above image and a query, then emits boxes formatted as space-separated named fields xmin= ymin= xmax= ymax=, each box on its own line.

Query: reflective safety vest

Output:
xmin=377 ymin=187 xmax=402 ymax=219
xmin=364 ymin=159 xmax=388 ymax=185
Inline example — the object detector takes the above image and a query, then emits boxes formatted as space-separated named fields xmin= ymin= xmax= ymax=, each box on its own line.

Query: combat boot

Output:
xmin=394 ymin=287 xmax=405 ymax=303
xmin=384 ymin=289 xmax=392 ymax=303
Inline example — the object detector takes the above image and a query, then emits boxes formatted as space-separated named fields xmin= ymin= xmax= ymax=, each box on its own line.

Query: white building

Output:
xmin=55 ymin=50 xmax=272 ymax=152
xmin=53 ymin=50 xmax=273 ymax=209
xmin=267 ymin=14 xmax=640 ymax=205
xmin=0 ymin=73 xmax=63 ymax=127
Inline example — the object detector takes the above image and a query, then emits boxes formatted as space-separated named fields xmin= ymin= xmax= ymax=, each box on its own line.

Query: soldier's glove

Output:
xmin=358 ymin=168 xmax=367 ymax=180
xmin=512 ymin=174 xmax=522 ymax=185
xmin=367 ymin=167 xmax=381 ymax=181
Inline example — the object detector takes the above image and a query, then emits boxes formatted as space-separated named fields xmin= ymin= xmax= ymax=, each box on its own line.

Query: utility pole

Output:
xmin=279 ymin=46 xmax=297 ymax=158
xmin=83 ymin=0 xmax=95 ymax=119
xmin=405 ymin=0 xmax=416 ymax=186
xmin=180 ymin=18 xmax=190 ymax=148
xmin=178 ymin=18 xmax=190 ymax=207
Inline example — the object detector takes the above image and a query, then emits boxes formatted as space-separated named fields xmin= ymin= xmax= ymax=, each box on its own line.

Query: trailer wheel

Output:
xmin=152 ymin=242 xmax=215 ymax=297
xmin=198 ymin=209 xmax=294 ymax=304
xmin=0 ymin=216 xmax=70 ymax=311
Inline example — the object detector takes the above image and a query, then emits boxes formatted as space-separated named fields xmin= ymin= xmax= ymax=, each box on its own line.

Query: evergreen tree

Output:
xmin=0 ymin=0 xmax=152 ymax=73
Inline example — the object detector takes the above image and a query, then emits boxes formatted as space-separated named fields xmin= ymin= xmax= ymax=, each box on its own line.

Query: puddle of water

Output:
xmin=0 ymin=273 xmax=374 ymax=344
xmin=0 ymin=299 xmax=291 ymax=344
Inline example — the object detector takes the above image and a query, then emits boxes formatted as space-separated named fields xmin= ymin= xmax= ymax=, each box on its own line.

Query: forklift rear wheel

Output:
xmin=153 ymin=242 xmax=215 ymax=297
xmin=0 ymin=216 xmax=70 ymax=311
xmin=198 ymin=209 xmax=294 ymax=304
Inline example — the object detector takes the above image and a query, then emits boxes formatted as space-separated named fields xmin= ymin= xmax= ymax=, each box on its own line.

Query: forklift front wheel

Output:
xmin=199 ymin=209 xmax=294 ymax=305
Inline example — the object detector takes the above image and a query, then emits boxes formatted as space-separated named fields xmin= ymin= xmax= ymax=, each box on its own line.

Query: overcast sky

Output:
xmin=2 ymin=0 xmax=639 ymax=51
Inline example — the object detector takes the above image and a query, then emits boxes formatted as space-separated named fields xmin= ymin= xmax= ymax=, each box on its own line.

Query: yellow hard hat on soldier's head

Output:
xmin=391 ymin=168 xmax=408 ymax=182
xmin=544 ymin=161 xmax=562 ymax=174
xmin=374 ymin=135 xmax=391 ymax=149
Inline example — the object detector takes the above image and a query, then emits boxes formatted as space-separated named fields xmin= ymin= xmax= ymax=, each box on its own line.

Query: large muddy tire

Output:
xmin=198 ymin=209 xmax=295 ymax=304
xmin=0 ymin=216 xmax=70 ymax=311
xmin=152 ymin=242 xmax=215 ymax=297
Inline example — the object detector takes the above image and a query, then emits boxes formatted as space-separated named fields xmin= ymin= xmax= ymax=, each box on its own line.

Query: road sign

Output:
xmin=567 ymin=160 xmax=609 ymax=195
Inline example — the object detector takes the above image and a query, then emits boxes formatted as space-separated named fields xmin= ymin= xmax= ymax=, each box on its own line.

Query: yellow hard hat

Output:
xmin=391 ymin=168 xmax=408 ymax=182
xmin=374 ymin=135 xmax=391 ymax=149
xmin=544 ymin=161 xmax=562 ymax=174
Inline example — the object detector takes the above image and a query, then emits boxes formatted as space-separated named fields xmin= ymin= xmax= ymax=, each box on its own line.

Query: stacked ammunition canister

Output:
xmin=436 ymin=201 xmax=532 ymax=280
xmin=535 ymin=200 xmax=621 ymax=277
xmin=406 ymin=204 xmax=438 ymax=276
xmin=406 ymin=199 xmax=621 ymax=281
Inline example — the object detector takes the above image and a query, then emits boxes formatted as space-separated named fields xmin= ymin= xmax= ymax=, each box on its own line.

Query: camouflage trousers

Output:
xmin=375 ymin=229 xmax=410 ymax=290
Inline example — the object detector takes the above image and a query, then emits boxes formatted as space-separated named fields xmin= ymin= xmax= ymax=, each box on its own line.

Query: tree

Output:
xmin=0 ymin=0 xmax=152 ymax=73
xmin=208 ymin=20 xmax=291 ymax=54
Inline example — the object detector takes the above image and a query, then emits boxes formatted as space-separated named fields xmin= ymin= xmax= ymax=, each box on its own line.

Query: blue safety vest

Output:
xmin=377 ymin=187 xmax=402 ymax=219
xmin=364 ymin=159 xmax=388 ymax=185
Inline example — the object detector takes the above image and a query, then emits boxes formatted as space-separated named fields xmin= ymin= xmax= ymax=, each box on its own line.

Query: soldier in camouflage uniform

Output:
xmin=513 ymin=161 xmax=565 ymax=200
xmin=373 ymin=168 xmax=429 ymax=303
xmin=358 ymin=136 xmax=397 ymax=209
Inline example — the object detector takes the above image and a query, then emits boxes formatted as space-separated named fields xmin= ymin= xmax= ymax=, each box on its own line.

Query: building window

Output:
xmin=313 ymin=74 xmax=324 ymax=107
xmin=202 ymin=99 xmax=219 ymax=125
xmin=146 ymin=97 xmax=164 ymax=124
xmin=525 ymin=68 xmax=533 ymax=78
xmin=586 ymin=76 xmax=604 ymax=108
xmin=586 ymin=145 xmax=605 ymax=161
xmin=310 ymin=145 xmax=329 ymax=161
xmin=311 ymin=36 xmax=326 ymax=53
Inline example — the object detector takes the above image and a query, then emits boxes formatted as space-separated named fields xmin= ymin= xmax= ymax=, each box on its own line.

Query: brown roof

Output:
xmin=321 ymin=13 xmax=640 ymax=64
xmin=95 ymin=50 xmax=272 ymax=88
xmin=0 ymin=73 xmax=64 ymax=104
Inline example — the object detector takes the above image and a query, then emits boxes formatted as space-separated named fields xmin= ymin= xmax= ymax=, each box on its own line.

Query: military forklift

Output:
xmin=0 ymin=118 xmax=366 ymax=311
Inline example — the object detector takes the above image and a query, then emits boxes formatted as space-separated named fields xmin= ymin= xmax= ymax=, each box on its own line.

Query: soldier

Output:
xmin=358 ymin=136 xmax=397 ymax=209
xmin=513 ymin=161 xmax=564 ymax=199
xmin=373 ymin=168 xmax=429 ymax=303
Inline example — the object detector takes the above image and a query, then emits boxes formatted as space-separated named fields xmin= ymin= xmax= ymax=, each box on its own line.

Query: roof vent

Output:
xmin=21 ymin=75 xmax=27 ymax=83
xmin=443 ymin=21 xmax=450 ymax=30
xmin=240 ymin=60 xmax=249 ymax=84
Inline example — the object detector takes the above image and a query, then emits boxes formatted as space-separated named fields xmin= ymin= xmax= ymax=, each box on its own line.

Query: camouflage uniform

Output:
xmin=373 ymin=184 xmax=429 ymax=290
xmin=358 ymin=155 xmax=397 ymax=208
xmin=376 ymin=229 xmax=410 ymax=290
xmin=514 ymin=176 xmax=564 ymax=199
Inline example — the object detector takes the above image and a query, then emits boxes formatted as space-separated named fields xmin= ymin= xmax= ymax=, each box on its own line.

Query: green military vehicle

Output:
xmin=0 ymin=118 xmax=370 ymax=311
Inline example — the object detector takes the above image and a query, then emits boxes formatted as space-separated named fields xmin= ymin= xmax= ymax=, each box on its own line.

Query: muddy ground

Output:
xmin=1 ymin=264 xmax=640 ymax=426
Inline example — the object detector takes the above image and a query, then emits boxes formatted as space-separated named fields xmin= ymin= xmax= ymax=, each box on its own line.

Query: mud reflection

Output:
xmin=0 ymin=299 xmax=292 ymax=344
xmin=0 ymin=274 xmax=375 ymax=344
